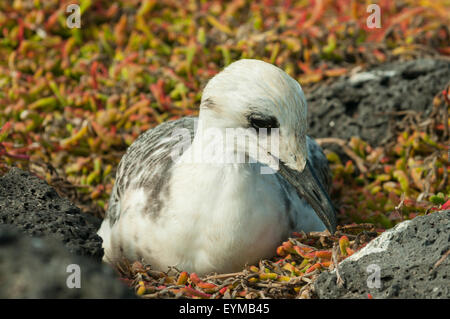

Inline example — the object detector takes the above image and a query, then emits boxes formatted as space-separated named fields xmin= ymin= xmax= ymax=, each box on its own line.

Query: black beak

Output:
xmin=278 ymin=160 xmax=337 ymax=233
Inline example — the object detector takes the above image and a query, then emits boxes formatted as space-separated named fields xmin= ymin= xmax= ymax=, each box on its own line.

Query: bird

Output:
xmin=97 ymin=59 xmax=337 ymax=275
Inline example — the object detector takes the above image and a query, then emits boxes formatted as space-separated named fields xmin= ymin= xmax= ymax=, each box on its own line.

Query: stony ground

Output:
xmin=307 ymin=58 xmax=450 ymax=146
xmin=0 ymin=224 xmax=134 ymax=298
xmin=315 ymin=210 xmax=450 ymax=299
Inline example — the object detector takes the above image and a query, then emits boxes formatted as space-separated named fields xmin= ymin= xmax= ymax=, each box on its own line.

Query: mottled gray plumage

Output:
xmin=107 ymin=117 xmax=195 ymax=226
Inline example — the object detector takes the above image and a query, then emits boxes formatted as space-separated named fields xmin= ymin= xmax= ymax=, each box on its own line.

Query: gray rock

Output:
xmin=306 ymin=58 xmax=450 ymax=147
xmin=314 ymin=210 xmax=450 ymax=298
xmin=0 ymin=167 xmax=103 ymax=260
xmin=349 ymin=70 xmax=396 ymax=86
xmin=0 ymin=225 xmax=135 ymax=298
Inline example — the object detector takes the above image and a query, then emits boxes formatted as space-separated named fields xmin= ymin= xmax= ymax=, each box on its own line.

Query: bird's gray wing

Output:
xmin=276 ymin=136 xmax=336 ymax=232
xmin=306 ymin=136 xmax=332 ymax=193
xmin=106 ymin=117 xmax=196 ymax=226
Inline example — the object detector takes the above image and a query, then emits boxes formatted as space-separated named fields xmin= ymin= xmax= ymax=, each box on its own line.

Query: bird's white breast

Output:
xmin=101 ymin=158 xmax=324 ymax=275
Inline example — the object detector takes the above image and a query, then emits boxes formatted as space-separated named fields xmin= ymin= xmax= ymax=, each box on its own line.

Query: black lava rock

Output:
xmin=314 ymin=210 xmax=450 ymax=299
xmin=306 ymin=58 xmax=450 ymax=146
xmin=0 ymin=167 xmax=103 ymax=260
xmin=0 ymin=225 xmax=134 ymax=298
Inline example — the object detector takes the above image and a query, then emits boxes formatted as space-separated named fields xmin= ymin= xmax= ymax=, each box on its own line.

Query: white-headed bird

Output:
xmin=98 ymin=59 xmax=336 ymax=275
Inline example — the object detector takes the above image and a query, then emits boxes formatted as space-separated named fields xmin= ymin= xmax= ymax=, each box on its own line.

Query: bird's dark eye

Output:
xmin=248 ymin=114 xmax=279 ymax=131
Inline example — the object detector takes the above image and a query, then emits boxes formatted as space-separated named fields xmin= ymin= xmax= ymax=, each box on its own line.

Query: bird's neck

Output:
xmin=180 ymin=119 xmax=242 ymax=165
xmin=179 ymin=118 xmax=278 ymax=172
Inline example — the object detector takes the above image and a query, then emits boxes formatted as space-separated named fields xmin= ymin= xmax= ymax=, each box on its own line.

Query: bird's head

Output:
xmin=198 ymin=59 xmax=336 ymax=232
xmin=199 ymin=59 xmax=308 ymax=172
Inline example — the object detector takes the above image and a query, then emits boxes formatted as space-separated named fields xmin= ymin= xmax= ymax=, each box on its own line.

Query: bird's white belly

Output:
xmin=100 ymin=163 xmax=323 ymax=275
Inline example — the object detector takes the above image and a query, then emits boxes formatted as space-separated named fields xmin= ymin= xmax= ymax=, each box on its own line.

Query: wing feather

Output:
xmin=307 ymin=136 xmax=332 ymax=193
xmin=106 ymin=117 xmax=196 ymax=226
